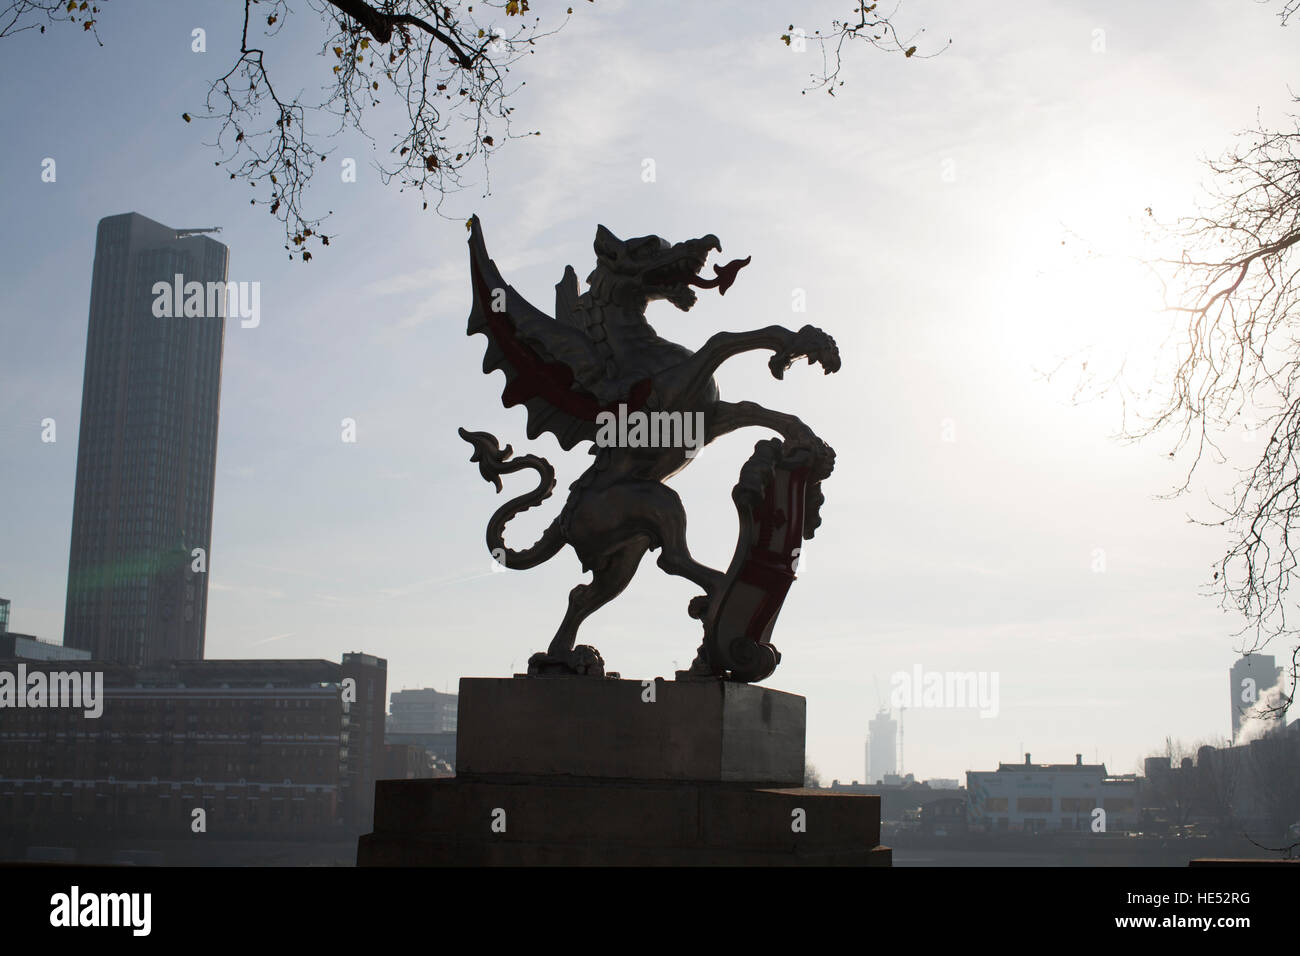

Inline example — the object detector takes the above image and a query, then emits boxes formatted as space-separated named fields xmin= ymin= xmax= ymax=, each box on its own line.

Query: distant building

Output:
xmin=926 ymin=778 xmax=961 ymax=790
xmin=386 ymin=687 xmax=458 ymax=768
xmin=0 ymin=601 xmax=90 ymax=661
xmin=866 ymin=709 xmax=897 ymax=784
xmin=1142 ymin=726 xmax=1300 ymax=835
xmin=967 ymin=753 xmax=1140 ymax=833
xmin=380 ymin=743 xmax=435 ymax=780
xmin=1230 ymin=654 xmax=1283 ymax=742
xmin=0 ymin=633 xmax=91 ymax=662
xmin=388 ymin=687 xmax=458 ymax=734
xmin=0 ymin=652 xmax=386 ymax=850
xmin=920 ymin=795 xmax=968 ymax=835
xmin=828 ymin=777 xmax=960 ymax=822
xmin=63 ymin=213 xmax=229 ymax=665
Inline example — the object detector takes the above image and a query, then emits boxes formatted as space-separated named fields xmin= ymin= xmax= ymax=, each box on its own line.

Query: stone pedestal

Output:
xmin=358 ymin=677 xmax=890 ymax=867
xmin=456 ymin=677 xmax=805 ymax=785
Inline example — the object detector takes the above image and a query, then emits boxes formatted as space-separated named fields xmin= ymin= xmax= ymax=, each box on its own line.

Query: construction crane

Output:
xmin=898 ymin=705 xmax=906 ymax=777
xmin=174 ymin=226 xmax=223 ymax=237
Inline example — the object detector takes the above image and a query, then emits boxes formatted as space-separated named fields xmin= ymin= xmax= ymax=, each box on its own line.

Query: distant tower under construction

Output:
xmin=867 ymin=709 xmax=898 ymax=784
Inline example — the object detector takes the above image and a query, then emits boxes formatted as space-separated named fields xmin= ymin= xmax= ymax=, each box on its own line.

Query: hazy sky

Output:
xmin=1 ymin=0 xmax=1296 ymax=784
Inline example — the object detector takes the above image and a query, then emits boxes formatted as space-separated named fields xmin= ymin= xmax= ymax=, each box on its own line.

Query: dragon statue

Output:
xmin=458 ymin=216 xmax=840 ymax=682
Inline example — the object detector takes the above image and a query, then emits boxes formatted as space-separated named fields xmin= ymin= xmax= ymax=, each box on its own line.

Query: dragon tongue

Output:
xmin=686 ymin=256 xmax=751 ymax=296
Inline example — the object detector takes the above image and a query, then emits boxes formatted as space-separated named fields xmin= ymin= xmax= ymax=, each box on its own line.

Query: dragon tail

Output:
xmin=458 ymin=427 xmax=565 ymax=570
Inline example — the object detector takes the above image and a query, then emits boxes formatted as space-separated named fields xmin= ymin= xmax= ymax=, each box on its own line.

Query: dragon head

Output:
xmin=586 ymin=225 xmax=747 ymax=312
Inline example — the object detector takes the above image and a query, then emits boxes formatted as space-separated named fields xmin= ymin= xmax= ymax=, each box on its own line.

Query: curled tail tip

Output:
xmin=459 ymin=427 xmax=509 ymax=459
xmin=458 ymin=425 xmax=494 ymax=447
xmin=459 ymin=426 xmax=512 ymax=492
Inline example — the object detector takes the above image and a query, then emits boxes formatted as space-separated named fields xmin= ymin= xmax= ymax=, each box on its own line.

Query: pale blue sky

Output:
xmin=1 ymin=0 xmax=1296 ymax=783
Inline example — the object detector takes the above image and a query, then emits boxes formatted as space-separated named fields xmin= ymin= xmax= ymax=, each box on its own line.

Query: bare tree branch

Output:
xmin=195 ymin=0 xmax=568 ymax=260
xmin=3 ymin=0 xmax=570 ymax=260
xmin=1116 ymin=100 xmax=1300 ymax=717
xmin=0 ymin=0 xmax=103 ymax=43
xmin=783 ymin=0 xmax=948 ymax=96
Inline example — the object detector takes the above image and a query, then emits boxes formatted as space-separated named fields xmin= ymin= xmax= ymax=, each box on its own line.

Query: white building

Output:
xmin=966 ymin=753 xmax=1140 ymax=833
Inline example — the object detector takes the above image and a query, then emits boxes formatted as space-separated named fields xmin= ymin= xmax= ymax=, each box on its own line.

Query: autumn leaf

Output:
xmin=905 ymin=45 xmax=917 ymax=57
xmin=182 ymin=113 xmax=191 ymax=122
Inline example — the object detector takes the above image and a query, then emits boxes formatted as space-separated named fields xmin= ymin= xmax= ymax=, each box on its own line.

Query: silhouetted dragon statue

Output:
xmin=459 ymin=216 xmax=839 ymax=682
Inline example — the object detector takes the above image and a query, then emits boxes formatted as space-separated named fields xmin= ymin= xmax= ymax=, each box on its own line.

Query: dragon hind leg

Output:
xmin=654 ymin=519 xmax=724 ymax=607
xmin=529 ymin=537 xmax=650 ymax=676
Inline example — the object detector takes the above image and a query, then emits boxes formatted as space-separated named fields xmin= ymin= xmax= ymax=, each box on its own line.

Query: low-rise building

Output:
xmin=385 ymin=686 xmax=458 ymax=768
xmin=967 ymin=753 xmax=1139 ymax=833
xmin=0 ymin=633 xmax=92 ymax=662
xmin=0 ymin=652 xmax=386 ymax=848
xmin=829 ymin=776 xmax=964 ymax=822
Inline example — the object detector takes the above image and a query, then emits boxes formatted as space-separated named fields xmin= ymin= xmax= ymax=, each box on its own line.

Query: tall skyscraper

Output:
xmin=867 ymin=708 xmax=898 ymax=784
xmin=1230 ymin=653 xmax=1283 ymax=741
xmin=63 ymin=213 xmax=228 ymax=665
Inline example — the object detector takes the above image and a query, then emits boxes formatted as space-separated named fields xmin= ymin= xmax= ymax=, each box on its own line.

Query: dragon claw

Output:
xmin=527 ymin=645 xmax=607 ymax=677
xmin=769 ymin=325 xmax=841 ymax=379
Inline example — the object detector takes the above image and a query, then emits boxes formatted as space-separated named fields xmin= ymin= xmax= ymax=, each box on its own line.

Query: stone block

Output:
xmin=455 ymin=676 xmax=805 ymax=786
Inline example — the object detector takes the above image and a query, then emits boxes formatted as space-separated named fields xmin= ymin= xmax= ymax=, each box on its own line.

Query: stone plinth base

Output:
xmin=357 ymin=777 xmax=890 ymax=866
xmin=455 ymin=677 xmax=805 ymax=786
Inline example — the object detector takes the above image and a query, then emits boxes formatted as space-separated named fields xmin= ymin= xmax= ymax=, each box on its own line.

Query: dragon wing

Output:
xmin=466 ymin=216 xmax=648 ymax=451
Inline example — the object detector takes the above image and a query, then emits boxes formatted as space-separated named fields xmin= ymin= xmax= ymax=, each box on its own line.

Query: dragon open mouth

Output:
xmin=644 ymin=249 xmax=752 ymax=310
xmin=644 ymin=254 xmax=710 ymax=290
